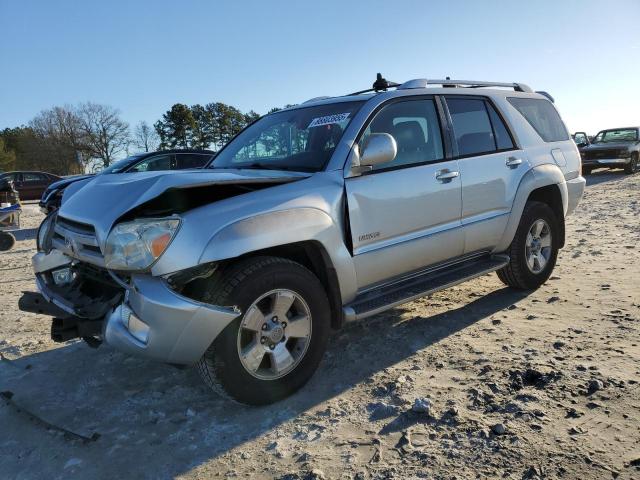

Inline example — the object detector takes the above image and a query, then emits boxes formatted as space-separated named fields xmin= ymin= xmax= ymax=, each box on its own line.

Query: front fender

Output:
xmin=199 ymin=208 xmax=358 ymax=303
xmin=494 ymin=164 xmax=568 ymax=252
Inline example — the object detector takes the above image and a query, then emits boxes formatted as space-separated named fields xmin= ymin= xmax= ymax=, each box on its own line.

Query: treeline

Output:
xmin=0 ymin=101 xmax=271 ymax=175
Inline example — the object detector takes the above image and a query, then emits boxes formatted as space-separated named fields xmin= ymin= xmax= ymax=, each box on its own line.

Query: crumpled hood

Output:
xmin=58 ymin=168 xmax=311 ymax=243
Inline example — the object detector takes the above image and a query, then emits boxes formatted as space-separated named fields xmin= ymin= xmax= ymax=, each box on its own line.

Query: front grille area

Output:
xmin=52 ymin=215 xmax=105 ymax=266
xmin=583 ymin=148 xmax=624 ymax=160
xmin=56 ymin=216 xmax=96 ymax=236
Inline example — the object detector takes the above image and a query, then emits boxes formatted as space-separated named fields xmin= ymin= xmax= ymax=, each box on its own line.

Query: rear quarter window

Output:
xmin=508 ymin=97 xmax=569 ymax=142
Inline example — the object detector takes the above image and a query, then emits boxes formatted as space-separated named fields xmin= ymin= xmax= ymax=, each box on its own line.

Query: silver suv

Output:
xmin=21 ymin=76 xmax=586 ymax=404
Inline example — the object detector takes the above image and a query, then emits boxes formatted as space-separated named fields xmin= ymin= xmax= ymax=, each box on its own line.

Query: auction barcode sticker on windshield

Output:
xmin=308 ymin=112 xmax=350 ymax=128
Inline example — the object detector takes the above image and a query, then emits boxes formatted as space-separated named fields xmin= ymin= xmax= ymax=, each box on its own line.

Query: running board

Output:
xmin=343 ymin=254 xmax=509 ymax=322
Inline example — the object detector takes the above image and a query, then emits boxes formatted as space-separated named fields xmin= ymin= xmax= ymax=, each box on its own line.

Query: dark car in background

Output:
xmin=580 ymin=127 xmax=640 ymax=175
xmin=40 ymin=149 xmax=215 ymax=213
xmin=0 ymin=171 xmax=61 ymax=201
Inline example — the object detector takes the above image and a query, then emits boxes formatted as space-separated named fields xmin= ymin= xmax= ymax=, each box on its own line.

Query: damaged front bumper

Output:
xmin=105 ymin=275 xmax=239 ymax=364
xmin=20 ymin=249 xmax=240 ymax=365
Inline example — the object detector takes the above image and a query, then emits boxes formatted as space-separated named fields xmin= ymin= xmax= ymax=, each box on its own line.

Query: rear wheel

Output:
xmin=497 ymin=201 xmax=560 ymax=290
xmin=624 ymin=153 xmax=639 ymax=174
xmin=0 ymin=232 xmax=16 ymax=251
xmin=196 ymin=256 xmax=331 ymax=405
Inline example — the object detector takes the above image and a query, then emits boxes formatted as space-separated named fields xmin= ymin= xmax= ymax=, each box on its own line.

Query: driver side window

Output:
xmin=359 ymin=99 xmax=444 ymax=170
xmin=129 ymin=154 xmax=173 ymax=172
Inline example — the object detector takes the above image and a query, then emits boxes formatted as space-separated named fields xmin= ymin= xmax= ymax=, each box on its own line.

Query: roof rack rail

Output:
xmin=302 ymin=96 xmax=332 ymax=104
xmin=397 ymin=78 xmax=533 ymax=93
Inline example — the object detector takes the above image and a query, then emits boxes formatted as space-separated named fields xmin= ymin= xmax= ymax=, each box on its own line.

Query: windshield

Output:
xmin=211 ymin=101 xmax=364 ymax=172
xmin=593 ymin=129 xmax=638 ymax=143
xmin=101 ymin=154 xmax=146 ymax=174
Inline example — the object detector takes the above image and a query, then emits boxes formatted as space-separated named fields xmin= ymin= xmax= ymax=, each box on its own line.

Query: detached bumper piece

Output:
xmin=19 ymin=252 xmax=124 ymax=346
xmin=18 ymin=291 xmax=102 ymax=345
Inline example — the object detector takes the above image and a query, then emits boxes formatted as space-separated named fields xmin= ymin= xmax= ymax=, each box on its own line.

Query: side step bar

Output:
xmin=343 ymin=254 xmax=509 ymax=322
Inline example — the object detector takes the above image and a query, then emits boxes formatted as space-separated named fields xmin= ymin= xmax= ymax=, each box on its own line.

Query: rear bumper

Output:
xmin=104 ymin=275 xmax=240 ymax=365
xmin=566 ymin=176 xmax=585 ymax=216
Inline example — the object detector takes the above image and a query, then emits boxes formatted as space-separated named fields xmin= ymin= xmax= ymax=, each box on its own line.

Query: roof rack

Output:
xmin=397 ymin=78 xmax=533 ymax=93
xmin=307 ymin=74 xmax=537 ymax=104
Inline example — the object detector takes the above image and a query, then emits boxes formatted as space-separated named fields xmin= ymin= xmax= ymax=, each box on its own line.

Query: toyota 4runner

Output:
xmin=20 ymin=76 xmax=586 ymax=404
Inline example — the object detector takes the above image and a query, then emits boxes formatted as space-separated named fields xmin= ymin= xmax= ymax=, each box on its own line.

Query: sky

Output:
xmin=1 ymin=0 xmax=639 ymax=137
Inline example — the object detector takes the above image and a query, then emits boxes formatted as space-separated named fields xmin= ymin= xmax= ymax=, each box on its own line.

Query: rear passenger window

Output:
xmin=508 ymin=97 xmax=569 ymax=142
xmin=447 ymin=98 xmax=496 ymax=157
xmin=175 ymin=154 xmax=210 ymax=169
xmin=487 ymin=103 xmax=514 ymax=150
xmin=360 ymin=99 xmax=444 ymax=170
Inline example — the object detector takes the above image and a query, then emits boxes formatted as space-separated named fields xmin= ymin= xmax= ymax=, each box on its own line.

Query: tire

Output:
xmin=0 ymin=232 xmax=16 ymax=251
xmin=496 ymin=201 xmax=560 ymax=290
xmin=582 ymin=166 xmax=592 ymax=175
xmin=624 ymin=153 xmax=639 ymax=175
xmin=196 ymin=256 xmax=331 ymax=405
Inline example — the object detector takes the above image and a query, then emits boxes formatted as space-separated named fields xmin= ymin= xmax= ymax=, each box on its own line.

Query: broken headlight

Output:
xmin=104 ymin=218 xmax=180 ymax=271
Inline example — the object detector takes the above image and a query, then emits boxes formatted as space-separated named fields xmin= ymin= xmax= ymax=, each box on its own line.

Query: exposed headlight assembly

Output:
xmin=37 ymin=213 xmax=56 ymax=252
xmin=104 ymin=218 xmax=180 ymax=271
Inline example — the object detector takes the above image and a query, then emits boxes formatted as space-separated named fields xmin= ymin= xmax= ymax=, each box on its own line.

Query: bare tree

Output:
xmin=133 ymin=121 xmax=160 ymax=152
xmin=77 ymin=102 xmax=130 ymax=168
xmin=30 ymin=106 xmax=87 ymax=174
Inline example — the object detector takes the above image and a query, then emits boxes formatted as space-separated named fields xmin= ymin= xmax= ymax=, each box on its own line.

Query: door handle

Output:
xmin=506 ymin=156 xmax=523 ymax=168
xmin=435 ymin=170 xmax=460 ymax=183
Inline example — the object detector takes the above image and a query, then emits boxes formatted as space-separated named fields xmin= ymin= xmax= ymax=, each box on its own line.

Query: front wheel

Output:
xmin=497 ymin=201 xmax=560 ymax=290
xmin=196 ymin=256 xmax=331 ymax=405
xmin=624 ymin=153 xmax=639 ymax=174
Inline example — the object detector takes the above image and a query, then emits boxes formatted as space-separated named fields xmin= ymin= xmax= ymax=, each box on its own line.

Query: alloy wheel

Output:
xmin=237 ymin=289 xmax=312 ymax=380
xmin=525 ymin=219 xmax=552 ymax=274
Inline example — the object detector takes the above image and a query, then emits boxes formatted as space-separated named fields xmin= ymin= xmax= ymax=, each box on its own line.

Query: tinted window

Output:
xmin=175 ymin=153 xmax=210 ymax=169
xmin=447 ymin=98 xmax=496 ymax=156
xmin=508 ymin=97 xmax=569 ymax=142
xmin=129 ymin=154 xmax=173 ymax=172
xmin=487 ymin=103 xmax=514 ymax=150
xmin=23 ymin=172 xmax=47 ymax=182
xmin=360 ymin=99 xmax=444 ymax=170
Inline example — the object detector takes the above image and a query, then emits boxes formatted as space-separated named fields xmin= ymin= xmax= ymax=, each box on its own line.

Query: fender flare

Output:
xmin=199 ymin=208 xmax=358 ymax=302
xmin=494 ymin=164 xmax=568 ymax=252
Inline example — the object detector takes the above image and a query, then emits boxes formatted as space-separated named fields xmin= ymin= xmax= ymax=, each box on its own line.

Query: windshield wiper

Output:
xmin=239 ymin=162 xmax=295 ymax=171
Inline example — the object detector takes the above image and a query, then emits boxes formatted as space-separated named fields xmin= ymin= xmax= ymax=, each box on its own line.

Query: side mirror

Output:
xmin=359 ymin=133 xmax=397 ymax=168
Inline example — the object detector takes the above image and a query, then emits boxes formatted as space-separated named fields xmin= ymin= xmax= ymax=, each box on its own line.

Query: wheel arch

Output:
xmin=495 ymin=164 xmax=568 ymax=252
xmin=198 ymin=208 xmax=358 ymax=327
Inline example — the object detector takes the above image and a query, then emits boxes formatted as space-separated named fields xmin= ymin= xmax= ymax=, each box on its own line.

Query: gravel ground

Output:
xmin=1 ymin=171 xmax=639 ymax=480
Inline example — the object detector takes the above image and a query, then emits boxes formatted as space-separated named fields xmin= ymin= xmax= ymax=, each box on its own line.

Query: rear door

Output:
xmin=444 ymin=96 xmax=528 ymax=253
xmin=345 ymin=97 xmax=464 ymax=289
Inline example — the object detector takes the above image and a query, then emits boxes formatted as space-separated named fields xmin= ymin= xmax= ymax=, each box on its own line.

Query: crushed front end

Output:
xmin=19 ymin=212 xmax=239 ymax=365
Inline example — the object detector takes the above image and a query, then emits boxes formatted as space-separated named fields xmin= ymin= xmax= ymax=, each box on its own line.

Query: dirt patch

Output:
xmin=1 ymin=172 xmax=639 ymax=479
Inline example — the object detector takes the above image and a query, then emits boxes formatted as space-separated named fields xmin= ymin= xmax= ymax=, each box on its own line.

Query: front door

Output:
xmin=345 ymin=97 xmax=464 ymax=290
